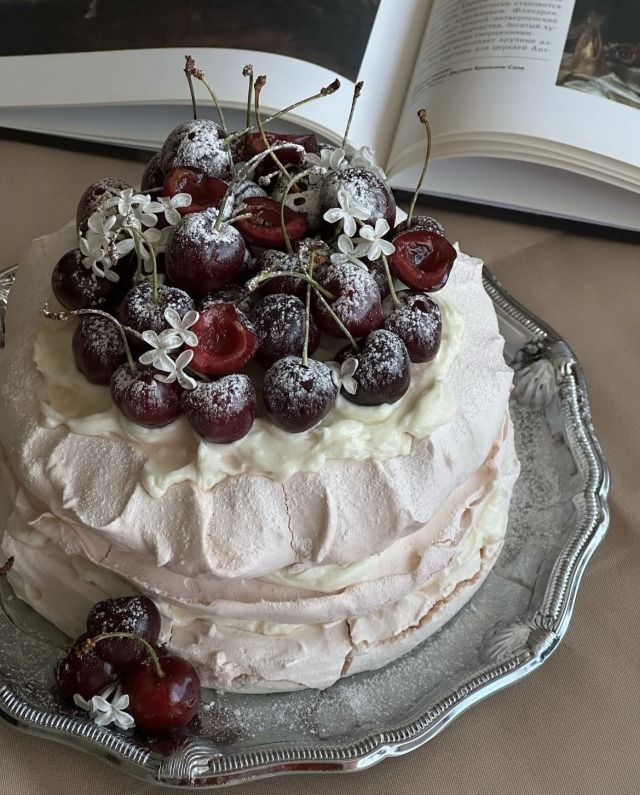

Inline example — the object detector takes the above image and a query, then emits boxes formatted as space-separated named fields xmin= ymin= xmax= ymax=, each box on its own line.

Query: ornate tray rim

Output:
xmin=0 ymin=263 xmax=610 ymax=788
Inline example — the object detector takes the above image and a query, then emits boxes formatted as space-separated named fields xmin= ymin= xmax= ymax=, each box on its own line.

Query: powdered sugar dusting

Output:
xmin=160 ymin=120 xmax=232 ymax=179
xmin=320 ymin=168 xmax=395 ymax=226
xmin=121 ymin=282 xmax=195 ymax=335
xmin=264 ymin=357 xmax=337 ymax=419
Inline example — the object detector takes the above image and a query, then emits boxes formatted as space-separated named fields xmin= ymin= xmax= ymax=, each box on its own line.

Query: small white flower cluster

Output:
xmin=139 ymin=307 xmax=200 ymax=390
xmin=306 ymin=144 xmax=386 ymax=181
xmin=78 ymin=188 xmax=192 ymax=282
xmin=323 ymin=189 xmax=395 ymax=269
xmin=73 ymin=683 xmax=134 ymax=730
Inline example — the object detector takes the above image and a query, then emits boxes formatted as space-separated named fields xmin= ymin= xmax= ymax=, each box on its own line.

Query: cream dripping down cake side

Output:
xmin=0 ymin=66 xmax=519 ymax=719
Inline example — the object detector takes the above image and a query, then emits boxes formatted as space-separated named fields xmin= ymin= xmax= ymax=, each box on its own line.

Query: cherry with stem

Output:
xmin=247 ymin=269 xmax=335 ymax=301
xmin=278 ymin=167 xmax=317 ymax=255
xmin=254 ymin=75 xmax=290 ymax=182
xmin=407 ymin=109 xmax=431 ymax=229
xmin=341 ymin=80 xmax=363 ymax=150
xmin=88 ymin=631 xmax=165 ymax=679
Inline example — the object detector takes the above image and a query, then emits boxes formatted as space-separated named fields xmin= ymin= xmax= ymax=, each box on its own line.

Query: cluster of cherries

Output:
xmin=49 ymin=65 xmax=456 ymax=441
xmin=55 ymin=595 xmax=201 ymax=734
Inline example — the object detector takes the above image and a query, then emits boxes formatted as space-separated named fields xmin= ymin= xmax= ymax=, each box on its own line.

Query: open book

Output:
xmin=2 ymin=0 xmax=640 ymax=232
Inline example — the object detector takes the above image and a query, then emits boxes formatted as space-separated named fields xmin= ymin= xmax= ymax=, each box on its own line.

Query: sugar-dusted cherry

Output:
xmin=140 ymin=153 xmax=165 ymax=192
xmin=111 ymin=365 xmax=182 ymax=427
xmin=162 ymin=167 xmax=227 ymax=216
xmin=76 ymin=177 xmax=132 ymax=231
xmin=312 ymin=261 xmax=383 ymax=338
xmin=188 ymin=302 xmax=258 ymax=376
xmin=320 ymin=167 xmax=396 ymax=230
xmin=233 ymin=197 xmax=307 ymax=250
xmin=390 ymin=230 xmax=457 ymax=292
xmin=160 ymin=119 xmax=232 ymax=180
xmin=254 ymin=250 xmax=306 ymax=300
xmin=122 ymin=653 xmax=201 ymax=734
xmin=251 ymin=293 xmax=319 ymax=366
xmin=339 ymin=329 xmax=410 ymax=406
xmin=52 ymin=249 xmax=126 ymax=311
xmin=87 ymin=595 xmax=161 ymax=670
xmin=383 ymin=291 xmax=442 ymax=363
xmin=120 ymin=282 xmax=195 ymax=335
xmin=181 ymin=374 xmax=256 ymax=443
xmin=165 ymin=210 xmax=246 ymax=295
xmin=72 ymin=315 xmax=127 ymax=385
xmin=263 ymin=356 xmax=337 ymax=432
xmin=200 ymin=285 xmax=252 ymax=314
xmin=393 ymin=215 xmax=445 ymax=238
xmin=55 ymin=633 xmax=117 ymax=701
xmin=367 ymin=257 xmax=391 ymax=300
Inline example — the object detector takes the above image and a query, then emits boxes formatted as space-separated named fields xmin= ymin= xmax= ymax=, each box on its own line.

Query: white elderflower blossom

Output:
xmin=354 ymin=218 xmax=395 ymax=261
xmin=322 ymin=188 xmax=370 ymax=237
xmin=73 ymin=684 xmax=135 ymax=730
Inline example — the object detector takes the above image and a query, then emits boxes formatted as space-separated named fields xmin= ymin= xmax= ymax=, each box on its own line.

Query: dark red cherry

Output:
xmin=390 ymin=230 xmax=457 ymax=292
xmin=312 ymin=261 xmax=383 ymax=338
xmin=165 ymin=210 xmax=246 ymax=295
xmin=244 ymin=131 xmax=318 ymax=179
xmin=76 ymin=177 xmax=132 ymax=231
xmin=384 ymin=291 xmax=442 ymax=363
xmin=340 ymin=329 xmax=410 ymax=406
xmin=263 ymin=356 xmax=337 ymax=433
xmin=87 ymin=595 xmax=161 ymax=670
xmin=181 ymin=375 xmax=256 ymax=443
xmin=393 ymin=215 xmax=445 ymax=238
xmin=72 ymin=315 xmax=127 ymax=385
xmin=367 ymin=257 xmax=391 ymax=300
xmin=52 ymin=249 xmax=127 ymax=311
xmin=120 ymin=282 xmax=195 ymax=335
xmin=111 ymin=365 xmax=182 ymax=427
xmin=234 ymin=197 xmax=307 ymax=250
xmin=188 ymin=303 xmax=258 ymax=376
xmin=255 ymin=250 xmax=306 ymax=300
xmin=162 ymin=167 xmax=227 ymax=215
xmin=251 ymin=293 xmax=319 ymax=366
xmin=200 ymin=285 xmax=252 ymax=314
xmin=320 ymin=168 xmax=396 ymax=230
xmin=122 ymin=653 xmax=201 ymax=734
xmin=140 ymin=153 xmax=165 ymax=192
xmin=55 ymin=633 xmax=117 ymax=701
xmin=160 ymin=119 xmax=232 ymax=179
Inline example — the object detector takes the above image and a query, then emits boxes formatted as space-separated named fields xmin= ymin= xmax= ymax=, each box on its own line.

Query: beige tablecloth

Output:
xmin=1 ymin=140 xmax=638 ymax=795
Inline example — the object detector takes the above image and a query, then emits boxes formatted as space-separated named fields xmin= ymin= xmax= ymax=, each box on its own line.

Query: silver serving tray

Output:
xmin=0 ymin=263 xmax=610 ymax=788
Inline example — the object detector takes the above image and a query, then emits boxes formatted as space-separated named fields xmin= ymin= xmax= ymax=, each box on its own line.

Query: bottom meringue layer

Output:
xmin=2 ymin=416 xmax=518 ymax=693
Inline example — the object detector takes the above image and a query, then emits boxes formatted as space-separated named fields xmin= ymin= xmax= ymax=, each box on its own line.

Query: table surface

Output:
xmin=1 ymin=140 xmax=638 ymax=795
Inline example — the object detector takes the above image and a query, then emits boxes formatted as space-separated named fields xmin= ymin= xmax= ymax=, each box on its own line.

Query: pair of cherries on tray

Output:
xmin=55 ymin=595 xmax=201 ymax=734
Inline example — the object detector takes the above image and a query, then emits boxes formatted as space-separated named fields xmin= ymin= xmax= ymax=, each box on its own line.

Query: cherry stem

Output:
xmin=227 ymin=211 xmax=253 ymax=224
xmin=224 ymin=78 xmax=340 ymax=146
xmin=91 ymin=632 xmax=165 ymax=679
xmin=243 ymin=64 xmax=254 ymax=129
xmin=279 ymin=167 xmax=315 ymax=255
xmin=184 ymin=55 xmax=198 ymax=120
xmin=127 ymin=226 xmax=159 ymax=305
xmin=254 ymin=76 xmax=289 ymax=182
xmin=193 ymin=68 xmax=227 ymax=135
xmin=212 ymin=182 xmax=235 ymax=233
xmin=43 ymin=303 xmax=137 ymax=376
xmin=341 ymin=80 xmax=363 ymax=150
xmin=247 ymin=270 xmax=335 ymax=301
xmin=239 ymin=143 xmax=305 ymax=182
xmin=0 ymin=557 xmax=14 ymax=578
xmin=380 ymin=253 xmax=400 ymax=307
xmin=132 ymin=235 xmax=143 ymax=284
xmin=302 ymin=249 xmax=317 ymax=367
xmin=407 ymin=108 xmax=431 ymax=229
xmin=314 ymin=291 xmax=359 ymax=352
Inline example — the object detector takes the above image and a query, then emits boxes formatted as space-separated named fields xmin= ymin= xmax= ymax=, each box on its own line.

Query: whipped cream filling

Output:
xmin=33 ymin=227 xmax=462 ymax=496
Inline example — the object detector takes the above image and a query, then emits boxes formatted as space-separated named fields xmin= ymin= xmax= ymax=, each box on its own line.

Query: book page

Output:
xmin=0 ymin=0 xmax=429 ymax=165
xmin=388 ymin=0 xmax=640 ymax=184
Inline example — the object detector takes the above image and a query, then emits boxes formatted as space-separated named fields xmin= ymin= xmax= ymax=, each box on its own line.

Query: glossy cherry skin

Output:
xmin=162 ymin=167 xmax=228 ymax=215
xmin=181 ymin=375 xmax=257 ymax=443
xmin=263 ymin=356 xmax=337 ymax=433
xmin=122 ymin=653 xmax=201 ymax=734
xmin=120 ymin=282 xmax=195 ymax=335
xmin=339 ymin=329 xmax=410 ymax=406
xmin=390 ymin=230 xmax=457 ymax=292
xmin=87 ymin=595 xmax=161 ymax=670
xmin=111 ymin=366 xmax=182 ymax=427
xmin=55 ymin=633 xmax=117 ymax=701
xmin=251 ymin=293 xmax=319 ymax=366
xmin=243 ymin=131 xmax=318 ymax=179
xmin=165 ymin=211 xmax=246 ymax=295
xmin=393 ymin=215 xmax=445 ymax=238
xmin=72 ymin=315 xmax=127 ymax=385
xmin=383 ymin=291 xmax=442 ymax=363
xmin=140 ymin=153 xmax=165 ymax=192
xmin=312 ymin=261 xmax=383 ymax=338
xmin=76 ymin=177 xmax=132 ymax=231
xmin=188 ymin=303 xmax=258 ymax=376
xmin=52 ymin=249 xmax=126 ymax=311
xmin=160 ymin=119 xmax=232 ymax=179
xmin=234 ymin=197 xmax=307 ymax=251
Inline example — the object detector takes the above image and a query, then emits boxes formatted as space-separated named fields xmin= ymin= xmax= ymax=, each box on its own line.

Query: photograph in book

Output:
xmin=0 ymin=0 xmax=381 ymax=81
xmin=557 ymin=0 xmax=640 ymax=110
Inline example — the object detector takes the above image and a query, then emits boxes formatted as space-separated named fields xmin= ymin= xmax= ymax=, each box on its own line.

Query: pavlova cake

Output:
xmin=0 ymin=63 xmax=518 ymax=709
